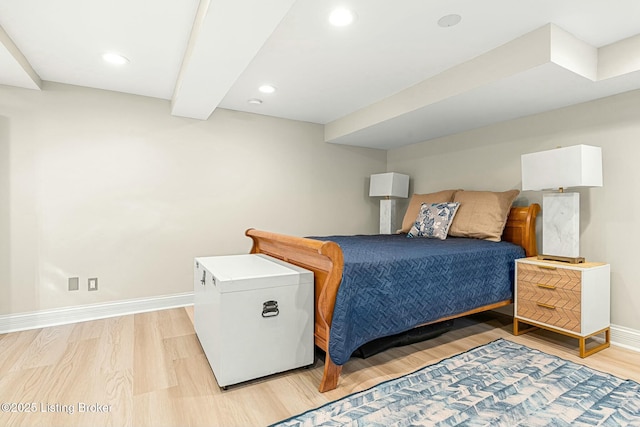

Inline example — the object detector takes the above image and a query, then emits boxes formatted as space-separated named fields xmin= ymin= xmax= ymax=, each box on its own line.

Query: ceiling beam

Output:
xmin=171 ymin=0 xmax=296 ymax=120
xmin=323 ymin=24 xmax=627 ymax=149
xmin=324 ymin=24 xmax=555 ymax=147
xmin=0 ymin=24 xmax=41 ymax=90
xmin=598 ymin=33 xmax=640 ymax=80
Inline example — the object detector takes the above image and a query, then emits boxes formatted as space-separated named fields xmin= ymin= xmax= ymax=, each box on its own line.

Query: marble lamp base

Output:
xmin=379 ymin=199 xmax=397 ymax=234
xmin=540 ymin=192 xmax=584 ymax=263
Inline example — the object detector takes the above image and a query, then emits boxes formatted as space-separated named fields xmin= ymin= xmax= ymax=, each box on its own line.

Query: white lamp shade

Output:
xmin=369 ymin=172 xmax=409 ymax=198
xmin=521 ymin=145 xmax=603 ymax=191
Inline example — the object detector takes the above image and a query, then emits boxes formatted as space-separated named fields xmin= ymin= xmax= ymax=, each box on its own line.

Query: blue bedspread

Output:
xmin=310 ymin=234 xmax=525 ymax=365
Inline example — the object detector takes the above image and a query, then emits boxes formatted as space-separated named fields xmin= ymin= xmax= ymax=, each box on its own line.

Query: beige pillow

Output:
xmin=400 ymin=190 xmax=459 ymax=233
xmin=448 ymin=190 xmax=520 ymax=242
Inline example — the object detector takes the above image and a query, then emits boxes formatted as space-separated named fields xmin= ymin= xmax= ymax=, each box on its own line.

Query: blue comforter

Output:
xmin=310 ymin=234 xmax=525 ymax=365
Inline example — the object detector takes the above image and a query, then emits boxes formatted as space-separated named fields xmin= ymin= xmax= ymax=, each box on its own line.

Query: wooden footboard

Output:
xmin=245 ymin=203 xmax=540 ymax=392
xmin=244 ymin=229 xmax=345 ymax=391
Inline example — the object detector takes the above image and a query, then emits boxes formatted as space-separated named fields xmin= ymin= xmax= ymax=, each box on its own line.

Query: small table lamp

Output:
xmin=369 ymin=172 xmax=410 ymax=234
xmin=521 ymin=145 xmax=603 ymax=263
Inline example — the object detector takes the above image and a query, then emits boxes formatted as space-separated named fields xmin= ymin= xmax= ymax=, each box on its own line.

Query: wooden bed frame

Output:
xmin=245 ymin=203 xmax=540 ymax=392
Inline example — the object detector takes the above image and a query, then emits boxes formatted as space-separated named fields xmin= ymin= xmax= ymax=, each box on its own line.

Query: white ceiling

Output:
xmin=2 ymin=0 xmax=640 ymax=149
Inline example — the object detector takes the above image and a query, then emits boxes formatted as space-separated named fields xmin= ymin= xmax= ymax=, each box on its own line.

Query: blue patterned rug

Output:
xmin=272 ymin=339 xmax=640 ymax=426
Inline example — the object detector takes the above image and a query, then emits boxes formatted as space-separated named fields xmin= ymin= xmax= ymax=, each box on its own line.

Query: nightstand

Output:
xmin=513 ymin=257 xmax=611 ymax=357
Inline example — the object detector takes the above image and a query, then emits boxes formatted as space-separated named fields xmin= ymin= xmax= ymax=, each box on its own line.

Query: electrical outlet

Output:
xmin=68 ymin=277 xmax=79 ymax=291
xmin=88 ymin=277 xmax=98 ymax=291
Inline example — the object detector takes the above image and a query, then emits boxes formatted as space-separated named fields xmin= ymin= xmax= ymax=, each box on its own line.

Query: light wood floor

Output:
xmin=1 ymin=307 xmax=638 ymax=427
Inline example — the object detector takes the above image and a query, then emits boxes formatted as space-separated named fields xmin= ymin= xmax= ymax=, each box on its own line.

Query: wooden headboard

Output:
xmin=502 ymin=203 xmax=540 ymax=257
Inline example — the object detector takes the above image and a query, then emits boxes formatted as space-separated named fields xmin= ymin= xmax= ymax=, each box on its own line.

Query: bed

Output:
xmin=245 ymin=202 xmax=540 ymax=392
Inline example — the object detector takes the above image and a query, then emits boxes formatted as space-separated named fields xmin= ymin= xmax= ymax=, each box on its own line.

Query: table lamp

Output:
xmin=521 ymin=145 xmax=602 ymax=263
xmin=369 ymin=172 xmax=410 ymax=234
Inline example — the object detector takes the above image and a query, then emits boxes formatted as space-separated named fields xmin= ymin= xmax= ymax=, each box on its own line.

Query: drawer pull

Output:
xmin=536 ymin=283 xmax=556 ymax=290
xmin=537 ymin=265 xmax=557 ymax=270
xmin=536 ymin=302 xmax=556 ymax=310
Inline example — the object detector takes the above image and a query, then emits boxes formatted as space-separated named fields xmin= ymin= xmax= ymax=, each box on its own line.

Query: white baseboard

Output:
xmin=610 ymin=324 xmax=640 ymax=353
xmin=0 ymin=292 xmax=194 ymax=334
xmin=2 ymin=297 xmax=639 ymax=355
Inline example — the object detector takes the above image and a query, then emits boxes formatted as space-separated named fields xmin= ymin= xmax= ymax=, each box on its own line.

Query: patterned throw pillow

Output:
xmin=407 ymin=202 xmax=461 ymax=240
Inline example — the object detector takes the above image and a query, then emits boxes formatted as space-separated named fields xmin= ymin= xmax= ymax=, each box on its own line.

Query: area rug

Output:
xmin=272 ymin=339 xmax=640 ymax=426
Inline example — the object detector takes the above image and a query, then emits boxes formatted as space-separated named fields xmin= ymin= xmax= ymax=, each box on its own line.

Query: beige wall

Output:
xmin=0 ymin=116 xmax=8 ymax=310
xmin=3 ymin=80 xmax=639 ymax=334
xmin=0 ymin=82 xmax=386 ymax=315
xmin=388 ymin=89 xmax=640 ymax=331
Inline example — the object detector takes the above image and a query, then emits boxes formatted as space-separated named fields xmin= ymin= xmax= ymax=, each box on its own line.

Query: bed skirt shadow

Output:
xmin=353 ymin=320 xmax=454 ymax=359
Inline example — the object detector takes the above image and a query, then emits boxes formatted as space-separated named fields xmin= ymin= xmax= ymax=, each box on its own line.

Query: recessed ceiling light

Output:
xmin=258 ymin=84 xmax=276 ymax=94
xmin=438 ymin=14 xmax=462 ymax=28
xmin=247 ymin=98 xmax=263 ymax=105
xmin=329 ymin=7 xmax=356 ymax=27
xmin=102 ymin=52 xmax=129 ymax=65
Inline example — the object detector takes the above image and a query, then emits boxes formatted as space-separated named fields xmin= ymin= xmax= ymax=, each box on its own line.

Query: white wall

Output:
xmin=4 ymin=80 xmax=638 ymax=337
xmin=388 ymin=89 xmax=640 ymax=332
xmin=0 ymin=116 xmax=8 ymax=311
xmin=0 ymin=82 xmax=386 ymax=315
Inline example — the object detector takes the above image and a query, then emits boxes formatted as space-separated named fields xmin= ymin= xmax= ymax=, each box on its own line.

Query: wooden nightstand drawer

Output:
xmin=516 ymin=298 xmax=581 ymax=333
xmin=516 ymin=285 xmax=581 ymax=312
xmin=516 ymin=262 xmax=582 ymax=291
xmin=516 ymin=278 xmax=581 ymax=306
xmin=513 ymin=257 xmax=611 ymax=358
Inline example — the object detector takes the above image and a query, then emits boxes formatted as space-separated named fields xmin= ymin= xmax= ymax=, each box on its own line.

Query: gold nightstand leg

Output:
xmin=514 ymin=320 xmax=610 ymax=358
xmin=513 ymin=318 xmax=538 ymax=336
xmin=580 ymin=328 xmax=611 ymax=358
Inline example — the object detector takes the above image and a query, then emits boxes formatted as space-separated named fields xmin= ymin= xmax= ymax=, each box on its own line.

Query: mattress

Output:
xmin=310 ymin=234 xmax=525 ymax=365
